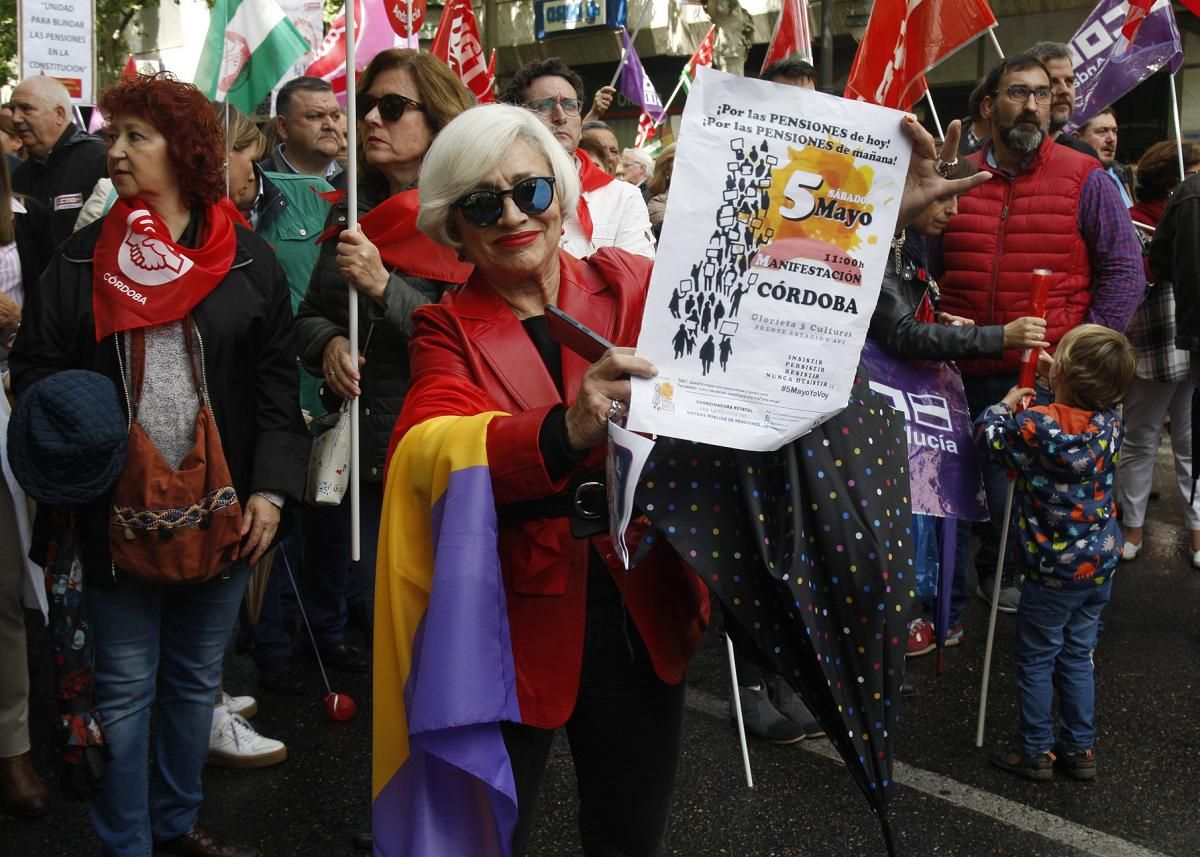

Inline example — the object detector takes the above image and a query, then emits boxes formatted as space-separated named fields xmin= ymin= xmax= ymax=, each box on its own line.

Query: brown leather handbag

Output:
xmin=109 ymin=323 xmax=243 ymax=583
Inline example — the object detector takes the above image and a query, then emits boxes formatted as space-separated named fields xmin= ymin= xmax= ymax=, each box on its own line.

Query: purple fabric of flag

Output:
xmin=618 ymin=28 xmax=665 ymax=124
xmin=1068 ymin=0 xmax=1183 ymax=129
xmin=373 ymin=463 xmax=521 ymax=857
xmin=860 ymin=341 xmax=987 ymax=521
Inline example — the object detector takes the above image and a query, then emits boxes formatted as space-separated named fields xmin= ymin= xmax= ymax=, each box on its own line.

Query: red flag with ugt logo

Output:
xmin=844 ymin=0 xmax=998 ymax=110
xmin=430 ymin=0 xmax=494 ymax=103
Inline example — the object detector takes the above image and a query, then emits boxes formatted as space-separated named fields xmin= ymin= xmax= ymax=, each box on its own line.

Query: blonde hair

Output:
xmin=646 ymin=143 xmax=676 ymax=196
xmin=213 ymin=101 xmax=266 ymax=158
xmin=417 ymin=104 xmax=580 ymax=250
xmin=1053 ymin=324 xmax=1136 ymax=410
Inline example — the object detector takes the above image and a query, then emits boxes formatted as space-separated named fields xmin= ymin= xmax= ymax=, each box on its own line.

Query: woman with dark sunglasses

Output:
xmin=376 ymin=103 xmax=991 ymax=855
xmin=376 ymin=103 xmax=710 ymax=857
xmin=293 ymin=50 xmax=472 ymax=655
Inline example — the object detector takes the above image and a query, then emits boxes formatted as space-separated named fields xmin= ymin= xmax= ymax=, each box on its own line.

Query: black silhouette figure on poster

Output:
xmin=699 ymin=335 xmax=715 ymax=375
xmin=665 ymin=136 xmax=779 ymax=375
xmin=673 ymin=324 xmax=688 ymax=359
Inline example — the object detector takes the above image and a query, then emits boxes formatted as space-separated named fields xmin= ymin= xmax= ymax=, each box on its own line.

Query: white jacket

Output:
xmin=562 ymin=163 xmax=656 ymax=260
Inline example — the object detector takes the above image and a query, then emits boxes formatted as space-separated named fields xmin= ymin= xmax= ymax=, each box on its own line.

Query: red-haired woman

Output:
xmin=8 ymin=74 xmax=308 ymax=857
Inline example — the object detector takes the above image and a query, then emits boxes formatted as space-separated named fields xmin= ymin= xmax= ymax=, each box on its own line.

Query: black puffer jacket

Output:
xmin=294 ymin=193 xmax=457 ymax=482
xmin=1151 ymin=173 xmax=1200 ymax=351
xmin=9 ymin=217 xmax=310 ymax=577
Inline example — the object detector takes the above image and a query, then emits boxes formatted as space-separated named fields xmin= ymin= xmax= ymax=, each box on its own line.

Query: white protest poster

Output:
xmin=20 ymin=0 xmax=95 ymax=104
xmin=627 ymin=67 xmax=911 ymax=452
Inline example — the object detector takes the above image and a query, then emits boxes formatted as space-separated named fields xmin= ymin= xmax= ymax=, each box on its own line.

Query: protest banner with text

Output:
xmin=628 ymin=69 xmax=910 ymax=452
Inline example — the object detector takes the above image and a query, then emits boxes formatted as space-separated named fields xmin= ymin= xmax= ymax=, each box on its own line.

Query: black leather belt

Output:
xmin=497 ymin=474 xmax=609 ymax=537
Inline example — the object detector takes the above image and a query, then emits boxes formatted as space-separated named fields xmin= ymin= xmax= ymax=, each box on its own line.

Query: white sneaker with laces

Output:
xmin=208 ymin=707 xmax=287 ymax=768
xmin=221 ymin=691 xmax=257 ymax=719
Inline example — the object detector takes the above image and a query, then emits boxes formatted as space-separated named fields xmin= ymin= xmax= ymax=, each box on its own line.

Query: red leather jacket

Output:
xmin=939 ymin=136 xmax=1099 ymax=374
xmin=395 ymin=248 xmax=710 ymax=729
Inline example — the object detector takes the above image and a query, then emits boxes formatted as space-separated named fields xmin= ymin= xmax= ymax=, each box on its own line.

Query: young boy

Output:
xmin=976 ymin=324 xmax=1137 ymax=782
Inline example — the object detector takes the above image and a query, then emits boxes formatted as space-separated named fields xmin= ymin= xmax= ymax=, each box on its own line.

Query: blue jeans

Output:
xmin=1014 ymin=577 xmax=1113 ymax=755
xmin=87 ymin=568 xmax=251 ymax=857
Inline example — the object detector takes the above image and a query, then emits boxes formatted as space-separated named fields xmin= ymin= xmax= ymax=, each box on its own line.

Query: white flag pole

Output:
xmin=661 ymin=75 xmax=687 ymax=118
xmin=987 ymin=28 xmax=1004 ymax=59
xmin=345 ymin=0 xmax=362 ymax=563
xmin=725 ymin=634 xmax=754 ymax=789
xmin=407 ymin=0 xmax=415 ymax=45
xmin=609 ymin=0 xmax=656 ymax=89
xmin=1169 ymin=72 xmax=1186 ymax=182
xmin=976 ymin=480 xmax=1015 ymax=747
xmin=924 ymin=89 xmax=945 ymax=140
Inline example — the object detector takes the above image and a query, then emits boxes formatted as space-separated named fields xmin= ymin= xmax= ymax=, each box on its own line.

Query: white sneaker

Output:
xmin=221 ymin=691 xmax=257 ymax=719
xmin=1121 ymin=541 xmax=1141 ymax=562
xmin=208 ymin=707 xmax=287 ymax=768
xmin=1191 ymin=549 xmax=1200 ymax=570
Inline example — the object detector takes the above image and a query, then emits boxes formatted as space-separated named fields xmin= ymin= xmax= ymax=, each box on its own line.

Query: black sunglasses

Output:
xmin=454 ymin=177 xmax=556 ymax=228
xmin=357 ymin=93 xmax=424 ymax=123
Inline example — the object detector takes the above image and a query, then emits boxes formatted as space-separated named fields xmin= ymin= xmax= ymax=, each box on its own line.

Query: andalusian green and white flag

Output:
xmin=679 ymin=25 xmax=716 ymax=94
xmin=194 ymin=0 xmax=310 ymax=113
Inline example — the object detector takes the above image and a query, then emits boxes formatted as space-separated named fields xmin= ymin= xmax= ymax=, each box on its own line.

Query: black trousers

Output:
xmin=501 ymin=575 xmax=685 ymax=857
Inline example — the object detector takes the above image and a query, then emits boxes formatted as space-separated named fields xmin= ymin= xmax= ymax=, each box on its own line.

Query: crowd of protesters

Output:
xmin=0 ymin=34 xmax=1196 ymax=857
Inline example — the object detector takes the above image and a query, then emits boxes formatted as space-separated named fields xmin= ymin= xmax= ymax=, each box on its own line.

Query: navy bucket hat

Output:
xmin=8 ymin=370 xmax=128 ymax=504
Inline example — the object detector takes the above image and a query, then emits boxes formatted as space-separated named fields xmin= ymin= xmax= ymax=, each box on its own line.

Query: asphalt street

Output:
xmin=5 ymin=439 xmax=1200 ymax=856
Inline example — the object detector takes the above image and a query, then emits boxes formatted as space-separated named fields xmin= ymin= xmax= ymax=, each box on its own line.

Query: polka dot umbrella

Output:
xmin=635 ymin=368 xmax=914 ymax=856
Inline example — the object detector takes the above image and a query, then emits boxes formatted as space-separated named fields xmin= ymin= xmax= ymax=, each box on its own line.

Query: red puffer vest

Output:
xmin=939 ymin=136 xmax=1099 ymax=374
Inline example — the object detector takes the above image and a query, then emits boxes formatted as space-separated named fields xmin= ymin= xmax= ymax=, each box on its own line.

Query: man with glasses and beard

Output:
xmin=933 ymin=54 xmax=1143 ymax=617
xmin=501 ymin=58 xmax=655 ymax=260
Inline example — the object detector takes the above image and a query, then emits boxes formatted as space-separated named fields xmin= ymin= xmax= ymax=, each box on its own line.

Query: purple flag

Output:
xmin=1067 ymin=0 xmax=1183 ymax=130
xmin=860 ymin=341 xmax=987 ymax=521
xmin=618 ymin=28 xmax=665 ymax=124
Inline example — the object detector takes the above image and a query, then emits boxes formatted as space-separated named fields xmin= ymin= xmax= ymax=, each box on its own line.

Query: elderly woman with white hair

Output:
xmin=382 ymin=103 xmax=990 ymax=856
xmin=386 ymin=103 xmax=711 ymax=857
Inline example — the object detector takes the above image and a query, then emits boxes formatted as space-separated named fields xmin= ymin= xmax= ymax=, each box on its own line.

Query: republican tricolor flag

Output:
xmin=373 ymin=412 xmax=521 ymax=857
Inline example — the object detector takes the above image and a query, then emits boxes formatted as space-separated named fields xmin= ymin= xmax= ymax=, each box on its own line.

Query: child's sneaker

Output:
xmin=905 ymin=618 xmax=935 ymax=658
xmin=943 ymin=625 xmax=964 ymax=647
xmin=991 ymin=744 xmax=1055 ymax=781
xmin=1054 ymin=747 xmax=1097 ymax=781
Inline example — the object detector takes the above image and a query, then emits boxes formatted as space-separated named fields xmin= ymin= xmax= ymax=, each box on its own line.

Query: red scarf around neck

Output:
xmin=91 ymin=198 xmax=239 ymax=341
xmin=317 ymin=188 xmax=474 ymax=283
xmin=575 ymin=153 xmax=614 ymax=242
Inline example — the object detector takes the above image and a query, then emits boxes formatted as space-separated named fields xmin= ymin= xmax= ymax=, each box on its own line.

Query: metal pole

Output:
xmin=725 ymin=634 xmax=754 ymax=788
xmin=975 ymin=480 xmax=1015 ymax=748
xmin=987 ymin=28 xmax=1004 ymax=59
xmin=924 ymin=89 xmax=945 ymax=140
xmin=346 ymin=0 xmax=361 ymax=563
xmin=1169 ymin=72 xmax=1186 ymax=182
xmin=609 ymin=0 xmax=656 ymax=89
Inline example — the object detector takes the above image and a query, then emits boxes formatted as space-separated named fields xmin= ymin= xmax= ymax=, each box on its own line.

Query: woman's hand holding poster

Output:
xmin=628 ymin=68 xmax=912 ymax=451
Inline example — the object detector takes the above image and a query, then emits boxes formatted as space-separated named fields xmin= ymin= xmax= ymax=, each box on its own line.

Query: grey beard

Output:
xmin=1002 ymin=124 xmax=1045 ymax=155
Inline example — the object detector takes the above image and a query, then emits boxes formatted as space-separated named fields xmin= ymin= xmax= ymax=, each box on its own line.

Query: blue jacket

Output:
xmin=976 ymin=401 xmax=1123 ymax=589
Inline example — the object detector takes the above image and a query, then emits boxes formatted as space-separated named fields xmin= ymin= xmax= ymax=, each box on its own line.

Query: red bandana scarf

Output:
xmin=92 ymin=198 xmax=239 ymax=341
xmin=317 ymin=188 xmax=474 ymax=283
xmin=575 ymin=154 xmax=614 ymax=243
